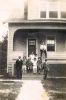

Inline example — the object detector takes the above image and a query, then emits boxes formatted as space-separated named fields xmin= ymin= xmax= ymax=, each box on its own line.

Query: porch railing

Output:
xmin=47 ymin=52 xmax=66 ymax=64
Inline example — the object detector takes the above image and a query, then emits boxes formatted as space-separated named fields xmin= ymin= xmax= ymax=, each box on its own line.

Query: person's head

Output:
xmin=23 ymin=56 xmax=26 ymax=60
xmin=45 ymin=59 xmax=47 ymax=62
xmin=28 ymin=56 xmax=31 ymax=60
xmin=35 ymin=54 xmax=37 ymax=56
xmin=43 ymin=41 xmax=45 ymax=45
xmin=34 ymin=58 xmax=36 ymax=61
xmin=31 ymin=52 xmax=35 ymax=56
xmin=38 ymin=57 xmax=41 ymax=60
xmin=18 ymin=56 xmax=21 ymax=59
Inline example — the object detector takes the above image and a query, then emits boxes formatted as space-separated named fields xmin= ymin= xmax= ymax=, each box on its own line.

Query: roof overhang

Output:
xmin=8 ymin=19 xmax=66 ymax=30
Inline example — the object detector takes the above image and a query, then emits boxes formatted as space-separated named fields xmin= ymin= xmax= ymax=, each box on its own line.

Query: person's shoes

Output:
xmin=44 ymin=76 xmax=47 ymax=80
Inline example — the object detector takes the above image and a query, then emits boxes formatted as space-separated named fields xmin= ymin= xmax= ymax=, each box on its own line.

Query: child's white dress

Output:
xmin=33 ymin=60 xmax=37 ymax=73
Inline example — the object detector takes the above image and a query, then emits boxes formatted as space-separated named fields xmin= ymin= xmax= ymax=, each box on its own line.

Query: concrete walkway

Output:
xmin=16 ymin=80 xmax=49 ymax=100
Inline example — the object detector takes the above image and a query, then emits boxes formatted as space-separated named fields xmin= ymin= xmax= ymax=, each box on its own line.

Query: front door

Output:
xmin=28 ymin=39 xmax=36 ymax=56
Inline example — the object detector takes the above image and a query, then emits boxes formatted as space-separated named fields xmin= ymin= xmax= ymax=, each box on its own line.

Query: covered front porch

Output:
xmin=7 ymin=20 xmax=66 ymax=76
xmin=13 ymin=29 xmax=66 ymax=62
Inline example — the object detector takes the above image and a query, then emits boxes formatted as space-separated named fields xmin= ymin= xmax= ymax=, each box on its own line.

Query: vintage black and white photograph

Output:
xmin=0 ymin=0 xmax=66 ymax=100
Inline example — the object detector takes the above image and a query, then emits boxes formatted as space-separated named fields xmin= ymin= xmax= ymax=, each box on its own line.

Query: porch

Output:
xmin=7 ymin=51 xmax=66 ymax=77
xmin=7 ymin=20 xmax=66 ymax=76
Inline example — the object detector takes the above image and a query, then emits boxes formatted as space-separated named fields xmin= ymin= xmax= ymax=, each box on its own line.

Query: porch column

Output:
xmin=7 ymin=27 xmax=16 ymax=76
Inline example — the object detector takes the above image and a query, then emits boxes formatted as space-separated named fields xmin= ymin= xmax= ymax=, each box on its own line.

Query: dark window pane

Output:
xmin=61 ymin=12 xmax=66 ymax=18
xmin=47 ymin=36 xmax=55 ymax=51
xmin=49 ymin=11 xmax=58 ymax=18
xmin=47 ymin=45 xmax=55 ymax=51
xmin=40 ymin=11 xmax=46 ymax=18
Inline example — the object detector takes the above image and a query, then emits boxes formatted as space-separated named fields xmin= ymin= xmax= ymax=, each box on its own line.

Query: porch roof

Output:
xmin=7 ymin=18 xmax=66 ymax=23
xmin=8 ymin=18 xmax=66 ymax=30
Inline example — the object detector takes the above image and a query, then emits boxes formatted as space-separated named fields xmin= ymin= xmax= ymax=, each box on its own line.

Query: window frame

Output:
xmin=46 ymin=35 xmax=56 ymax=52
xmin=61 ymin=11 xmax=66 ymax=18
xmin=40 ymin=11 xmax=46 ymax=18
xmin=49 ymin=11 xmax=58 ymax=18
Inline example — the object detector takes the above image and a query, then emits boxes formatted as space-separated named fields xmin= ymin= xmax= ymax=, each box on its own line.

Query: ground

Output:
xmin=0 ymin=74 xmax=66 ymax=100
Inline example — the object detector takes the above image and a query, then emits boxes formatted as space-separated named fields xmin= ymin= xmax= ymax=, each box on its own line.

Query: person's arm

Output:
xmin=46 ymin=64 xmax=49 ymax=71
xmin=41 ymin=63 xmax=44 ymax=70
xmin=21 ymin=60 xmax=23 ymax=66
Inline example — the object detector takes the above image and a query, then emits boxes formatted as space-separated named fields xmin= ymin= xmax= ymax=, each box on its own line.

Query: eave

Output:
xmin=8 ymin=19 xmax=66 ymax=30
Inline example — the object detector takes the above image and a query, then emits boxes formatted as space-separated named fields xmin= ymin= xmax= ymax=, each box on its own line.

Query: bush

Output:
xmin=0 ymin=35 xmax=7 ymax=74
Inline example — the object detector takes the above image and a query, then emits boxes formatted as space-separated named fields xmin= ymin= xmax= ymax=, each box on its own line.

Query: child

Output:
xmin=22 ymin=56 xmax=27 ymax=73
xmin=37 ymin=57 xmax=42 ymax=74
xmin=42 ymin=59 xmax=49 ymax=80
xmin=33 ymin=58 xmax=37 ymax=73
xmin=26 ymin=57 xmax=33 ymax=73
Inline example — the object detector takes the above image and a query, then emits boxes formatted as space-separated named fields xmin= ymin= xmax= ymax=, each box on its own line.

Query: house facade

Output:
xmin=7 ymin=0 xmax=66 ymax=76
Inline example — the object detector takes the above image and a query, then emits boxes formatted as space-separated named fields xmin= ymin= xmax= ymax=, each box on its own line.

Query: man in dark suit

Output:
xmin=16 ymin=56 xmax=23 ymax=79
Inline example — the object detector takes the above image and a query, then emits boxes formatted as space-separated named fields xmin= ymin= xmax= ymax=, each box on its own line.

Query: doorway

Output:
xmin=28 ymin=39 xmax=36 ymax=56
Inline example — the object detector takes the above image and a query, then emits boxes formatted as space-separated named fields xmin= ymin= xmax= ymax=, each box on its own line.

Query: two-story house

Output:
xmin=7 ymin=0 xmax=66 ymax=77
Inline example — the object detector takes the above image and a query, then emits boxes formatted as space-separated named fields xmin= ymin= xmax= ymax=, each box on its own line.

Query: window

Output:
xmin=40 ymin=11 xmax=46 ymax=18
xmin=49 ymin=11 xmax=58 ymax=18
xmin=61 ymin=12 xmax=66 ymax=18
xmin=47 ymin=36 xmax=55 ymax=51
xmin=29 ymin=40 xmax=36 ymax=45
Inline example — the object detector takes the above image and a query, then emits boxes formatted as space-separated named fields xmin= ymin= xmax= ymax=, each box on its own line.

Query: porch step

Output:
xmin=22 ymin=73 xmax=43 ymax=80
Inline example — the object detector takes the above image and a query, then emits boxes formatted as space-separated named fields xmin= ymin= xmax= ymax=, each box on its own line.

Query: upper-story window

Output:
xmin=49 ymin=11 xmax=58 ymax=18
xmin=40 ymin=11 xmax=66 ymax=19
xmin=61 ymin=12 xmax=66 ymax=18
xmin=47 ymin=36 xmax=55 ymax=52
xmin=40 ymin=11 xmax=46 ymax=18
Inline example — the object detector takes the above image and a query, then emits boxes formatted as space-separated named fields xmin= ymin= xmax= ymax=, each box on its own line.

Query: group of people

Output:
xmin=29 ymin=52 xmax=42 ymax=74
xmin=15 ymin=41 xmax=49 ymax=79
